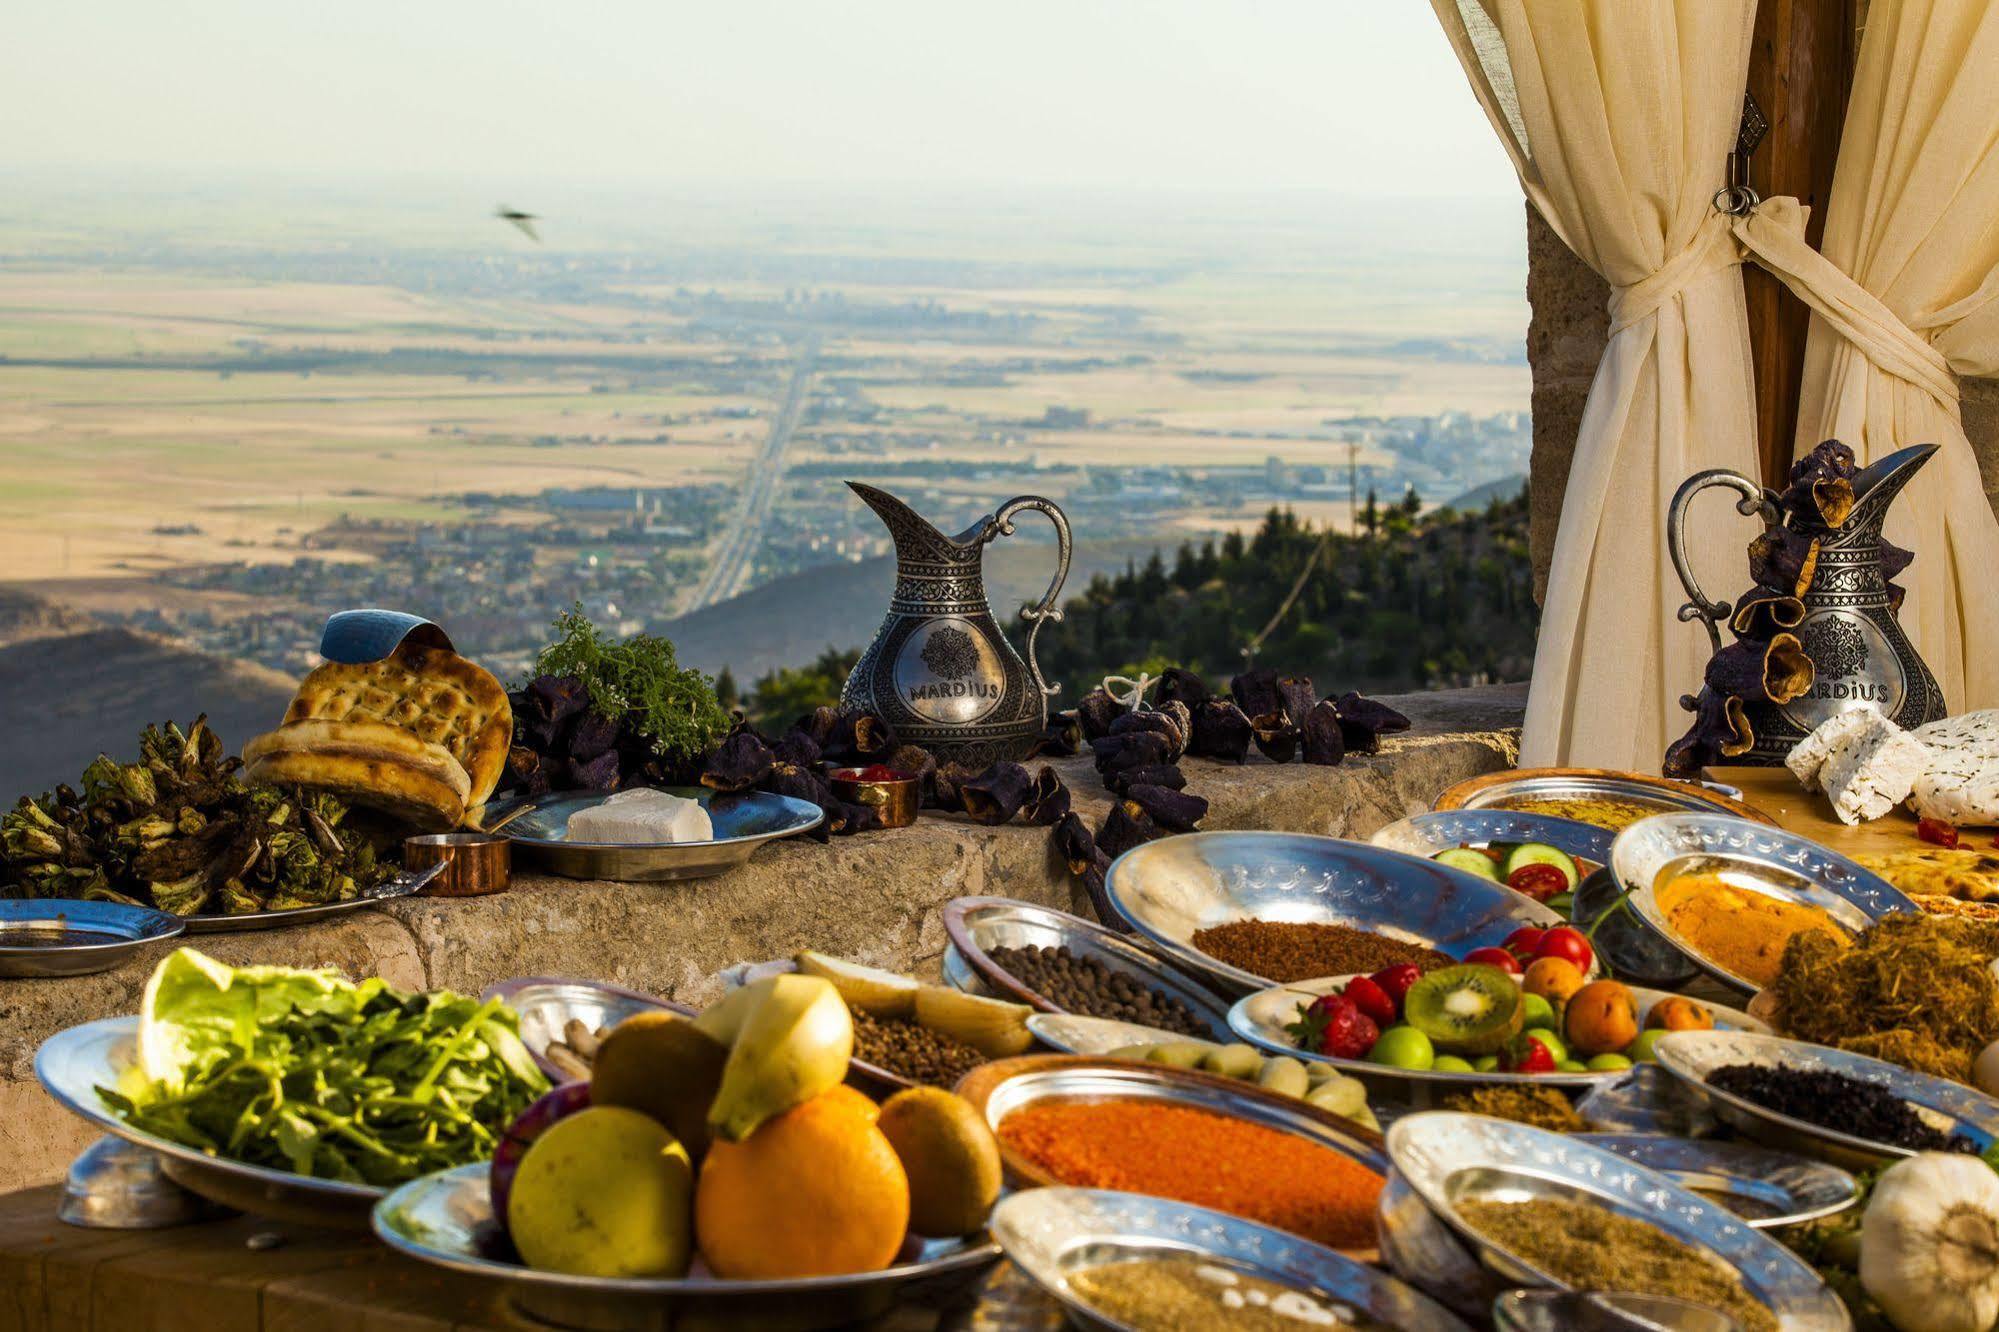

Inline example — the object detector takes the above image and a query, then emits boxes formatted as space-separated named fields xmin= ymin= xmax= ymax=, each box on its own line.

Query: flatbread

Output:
xmin=243 ymin=719 xmax=471 ymax=831
xmin=1855 ymin=846 xmax=1999 ymax=902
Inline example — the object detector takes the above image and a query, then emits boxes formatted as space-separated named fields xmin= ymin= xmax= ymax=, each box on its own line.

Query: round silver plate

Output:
xmin=182 ymin=861 xmax=443 ymax=933
xmin=499 ymin=787 xmax=823 ymax=882
xmin=1230 ymin=975 xmax=1768 ymax=1096
xmin=1493 ymin=1289 xmax=1746 ymax=1332
xmin=1101 ymin=831 xmax=1567 ymax=996
xmin=1573 ymin=1062 xmax=1722 ymax=1138
xmin=992 ymin=1186 xmax=1471 ymax=1332
xmin=942 ymin=896 xmax=1234 ymax=1041
xmin=1655 ymin=1028 xmax=1999 ymax=1170
xmin=1441 ymin=771 xmax=1768 ymax=826
xmin=1024 ymin=1014 xmax=1188 ymax=1057
xmin=725 ymin=958 xmax=965 ymax=1092
xmin=1576 ymin=1133 xmax=1858 ymax=1229
xmin=373 ymin=1162 xmax=1000 ymax=1331
xmin=36 ymin=1016 xmax=384 ymax=1227
xmin=480 ymin=977 xmax=690 ymax=1083
xmin=0 ymin=898 xmax=186 ymax=976
xmin=1613 ymin=812 xmax=1916 ymax=993
xmin=1368 ymin=809 xmax=1612 ymax=874
xmin=1382 ymin=1111 xmax=1844 ymax=1328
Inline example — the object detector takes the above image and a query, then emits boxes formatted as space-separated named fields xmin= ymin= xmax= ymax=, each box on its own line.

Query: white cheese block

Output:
xmin=566 ymin=787 xmax=714 ymax=844
xmin=1910 ymin=710 xmax=1999 ymax=826
xmin=1822 ymin=714 xmax=1929 ymax=825
xmin=1786 ymin=708 xmax=1883 ymax=793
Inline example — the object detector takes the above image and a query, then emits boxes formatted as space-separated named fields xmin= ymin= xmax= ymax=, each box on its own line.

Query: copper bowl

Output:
xmin=829 ymin=767 xmax=919 ymax=828
xmin=404 ymin=832 xmax=510 ymax=897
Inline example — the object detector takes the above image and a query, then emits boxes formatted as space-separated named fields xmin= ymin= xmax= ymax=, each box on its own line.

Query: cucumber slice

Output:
xmin=1435 ymin=846 xmax=1503 ymax=882
xmin=1502 ymin=842 xmax=1580 ymax=891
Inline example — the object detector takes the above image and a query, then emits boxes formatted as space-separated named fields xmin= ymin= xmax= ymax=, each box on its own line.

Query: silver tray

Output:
xmin=1655 ymin=1028 xmax=1999 ymax=1170
xmin=1436 ymin=769 xmax=1775 ymax=828
xmin=480 ymin=976 xmax=690 ymax=1083
xmin=182 ymin=861 xmax=443 ymax=933
xmin=942 ymin=896 xmax=1233 ymax=1041
xmin=1100 ymin=831 xmax=1568 ymax=996
xmin=1380 ymin=1111 xmax=1845 ymax=1328
xmin=1368 ymin=809 xmax=1613 ymax=876
xmin=374 ymin=1162 xmax=1000 ymax=1332
xmin=991 ymin=1186 xmax=1471 ymax=1332
xmin=1576 ymin=1134 xmax=1858 ymax=1229
xmin=37 ymin=1015 xmax=385 ymax=1227
xmin=499 ymin=787 xmax=823 ymax=882
xmin=0 ymin=898 xmax=186 ymax=977
xmin=1574 ymin=1062 xmax=1722 ymax=1138
xmin=1024 ymin=1014 xmax=1189 ymax=1057
xmin=1230 ymin=974 xmax=1768 ymax=1099
xmin=1614 ymin=812 xmax=1915 ymax=994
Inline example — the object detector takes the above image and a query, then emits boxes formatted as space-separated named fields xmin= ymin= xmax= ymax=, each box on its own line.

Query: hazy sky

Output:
xmin=5 ymin=1 xmax=1518 ymax=198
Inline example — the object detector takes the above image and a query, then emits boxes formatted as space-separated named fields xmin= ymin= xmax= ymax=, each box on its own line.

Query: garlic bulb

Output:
xmin=1861 ymin=1152 xmax=1999 ymax=1332
xmin=1974 ymin=1039 xmax=1999 ymax=1097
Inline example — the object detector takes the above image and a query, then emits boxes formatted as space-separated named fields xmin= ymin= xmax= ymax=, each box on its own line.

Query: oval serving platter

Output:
xmin=1576 ymin=1134 xmax=1858 ymax=1230
xmin=182 ymin=861 xmax=444 ymax=934
xmin=498 ymin=787 xmax=823 ymax=882
xmin=37 ymin=1015 xmax=386 ymax=1227
xmin=0 ymin=898 xmax=186 ymax=977
xmin=373 ymin=1163 xmax=1000 ymax=1331
xmin=1230 ymin=975 xmax=1768 ymax=1096
xmin=992 ymin=1186 xmax=1472 ymax=1332
xmin=943 ymin=896 xmax=1233 ymax=1041
xmin=1024 ymin=1013 xmax=1190 ymax=1058
xmin=1100 ymin=831 xmax=1568 ymax=997
xmin=1614 ymin=813 xmax=1916 ymax=994
xmin=1655 ymin=1028 xmax=1999 ymax=1171
xmin=1368 ymin=809 xmax=1612 ymax=880
xmin=1382 ymin=1111 xmax=1846 ymax=1329
xmin=1435 ymin=768 xmax=1778 ymax=830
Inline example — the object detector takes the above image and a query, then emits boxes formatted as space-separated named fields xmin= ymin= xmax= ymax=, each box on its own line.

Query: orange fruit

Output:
xmin=1645 ymin=996 xmax=1714 ymax=1032
xmin=817 ymin=1083 xmax=882 ymax=1124
xmin=1563 ymin=980 xmax=1639 ymax=1055
xmin=696 ymin=1088 xmax=909 ymax=1279
xmin=1521 ymin=956 xmax=1585 ymax=1007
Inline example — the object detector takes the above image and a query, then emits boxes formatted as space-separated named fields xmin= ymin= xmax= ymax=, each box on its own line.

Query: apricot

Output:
xmin=1644 ymin=996 xmax=1715 ymax=1032
xmin=1563 ymin=980 xmax=1639 ymax=1056
xmin=1521 ymin=956 xmax=1586 ymax=1007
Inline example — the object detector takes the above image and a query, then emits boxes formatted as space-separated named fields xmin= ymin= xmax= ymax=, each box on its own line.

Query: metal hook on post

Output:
xmin=1713 ymin=92 xmax=1769 ymax=217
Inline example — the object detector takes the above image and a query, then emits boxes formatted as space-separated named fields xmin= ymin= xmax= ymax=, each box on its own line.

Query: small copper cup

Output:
xmin=828 ymin=767 xmax=919 ymax=828
xmin=404 ymin=832 xmax=511 ymax=897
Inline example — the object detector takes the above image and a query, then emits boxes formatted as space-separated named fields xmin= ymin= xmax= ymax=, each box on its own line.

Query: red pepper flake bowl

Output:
xmin=830 ymin=766 xmax=920 ymax=828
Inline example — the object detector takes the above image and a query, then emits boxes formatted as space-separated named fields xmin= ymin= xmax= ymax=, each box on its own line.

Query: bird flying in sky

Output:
xmin=494 ymin=205 xmax=540 ymax=242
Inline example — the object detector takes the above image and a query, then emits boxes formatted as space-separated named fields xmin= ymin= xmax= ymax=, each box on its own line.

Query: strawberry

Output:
xmin=1286 ymin=993 xmax=1378 ymax=1061
xmin=1342 ymin=975 xmax=1398 ymax=1028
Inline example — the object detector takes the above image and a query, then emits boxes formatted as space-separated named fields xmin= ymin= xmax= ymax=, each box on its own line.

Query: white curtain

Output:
xmin=1735 ymin=0 xmax=1999 ymax=717
xmin=1430 ymin=1 xmax=1762 ymax=770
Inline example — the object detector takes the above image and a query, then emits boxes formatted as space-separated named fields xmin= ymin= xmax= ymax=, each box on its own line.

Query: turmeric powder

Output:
xmin=1657 ymin=871 xmax=1846 ymax=988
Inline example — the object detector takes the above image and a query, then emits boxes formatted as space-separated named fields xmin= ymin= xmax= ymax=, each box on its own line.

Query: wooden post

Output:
xmin=1743 ymin=0 xmax=1859 ymax=488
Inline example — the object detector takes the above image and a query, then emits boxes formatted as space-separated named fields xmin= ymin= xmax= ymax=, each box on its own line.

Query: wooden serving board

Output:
xmin=1709 ymin=765 xmax=1933 ymax=860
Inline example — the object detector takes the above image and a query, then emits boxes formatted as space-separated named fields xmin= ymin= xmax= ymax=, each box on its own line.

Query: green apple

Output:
xmin=1520 ymin=993 xmax=1556 ymax=1030
xmin=1367 ymin=1025 xmax=1435 ymax=1071
xmin=1431 ymin=1055 xmax=1476 ymax=1074
xmin=1628 ymin=1029 xmax=1669 ymax=1063
xmin=1556 ymin=1059 xmax=1588 ymax=1073
xmin=1473 ymin=1054 xmax=1501 ymax=1072
xmin=1587 ymin=1052 xmax=1633 ymax=1072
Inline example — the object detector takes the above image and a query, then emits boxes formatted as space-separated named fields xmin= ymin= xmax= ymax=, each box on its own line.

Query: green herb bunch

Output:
xmin=528 ymin=607 xmax=730 ymax=763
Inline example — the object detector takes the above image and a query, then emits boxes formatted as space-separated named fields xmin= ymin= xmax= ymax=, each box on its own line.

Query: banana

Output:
xmin=706 ymin=973 xmax=854 ymax=1142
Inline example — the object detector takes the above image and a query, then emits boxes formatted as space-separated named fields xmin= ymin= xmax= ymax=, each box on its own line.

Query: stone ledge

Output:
xmin=0 ymin=682 xmax=1523 ymax=1191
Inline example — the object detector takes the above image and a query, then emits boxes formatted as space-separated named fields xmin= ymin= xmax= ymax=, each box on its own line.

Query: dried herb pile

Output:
xmin=1 ymin=717 xmax=396 ymax=916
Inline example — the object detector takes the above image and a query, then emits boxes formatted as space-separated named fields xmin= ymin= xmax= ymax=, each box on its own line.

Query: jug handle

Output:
xmin=1667 ymin=469 xmax=1779 ymax=657
xmin=990 ymin=496 xmax=1072 ymax=706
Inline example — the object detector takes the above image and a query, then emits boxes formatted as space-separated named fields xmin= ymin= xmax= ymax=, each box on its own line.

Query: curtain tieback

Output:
xmin=1733 ymin=197 xmax=1960 ymax=409
xmin=1606 ymin=211 xmax=1745 ymax=334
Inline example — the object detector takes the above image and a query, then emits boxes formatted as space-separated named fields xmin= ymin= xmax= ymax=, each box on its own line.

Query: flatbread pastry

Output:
xmin=243 ymin=719 xmax=471 ymax=831
xmin=281 ymin=644 xmax=511 ymax=807
xmin=1855 ymin=846 xmax=1999 ymax=902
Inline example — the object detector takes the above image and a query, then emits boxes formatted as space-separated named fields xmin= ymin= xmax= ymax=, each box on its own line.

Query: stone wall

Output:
xmin=1522 ymin=203 xmax=1999 ymax=597
xmin=0 ymin=684 xmax=1524 ymax=1194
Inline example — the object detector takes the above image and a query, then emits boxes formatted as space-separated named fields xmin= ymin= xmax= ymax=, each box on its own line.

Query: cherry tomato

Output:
xmin=1533 ymin=926 xmax=1594 ymax=974
xmin=1503 ymin=1037 xmax=1556 ymax=1074
xmin=1463 ymin=946 xmax=1523 ymax=976
xmin=1506 ymin=864 xmax=1568 ymax=903
xmin=1501 ymin=926 xmax=1547 ymax=958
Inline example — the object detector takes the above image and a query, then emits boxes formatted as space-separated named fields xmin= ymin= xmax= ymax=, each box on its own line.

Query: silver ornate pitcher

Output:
xmin=840 ymin=483 xmax=1072 ymax=766
xmin=1668 ymin=443 xmax=1946 ymax=761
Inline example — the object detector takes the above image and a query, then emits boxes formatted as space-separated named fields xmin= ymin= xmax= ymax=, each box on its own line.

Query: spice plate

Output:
xmin=181 ymin=860 xmax=444 ymax=933
xmin=1101 ymin=831 xmax=1568 ymax=996
xmin=1024 ymin=1014 xmax=1186 ymax=1057
xmin=497 ymin=788 xmax=823 ymax=882
xmin=991 ymin=1186 xmax=1471 ymax=1332
xmin=1380 ymin=1112 xmax=1845 ymax=1328
xmin=1613 ymin=813 xmax=1916 ymax=994
xmin=37 ymin=1016 xmax=385 ymax=1228
xmin=1434 ymin=768 xmax=1776 ymax=830
xmin=480 ymin=977 xmax=689 ymax=1083
xmin=1576 ymin=1134 xmax=1858 ymax=1229
xmin=724 ymin=959 xmax=985 ymax=1092
xmin=1229 ymin=974 xmax=1769 ymax=1098
xmin=942 ymin=896 xmax=1234 ymax=1040
xmin=373 ymin=1163 xmax=1000 ymax=1331
xmin=0 ymin=899 xmax=186 ymax=977
xmin=1654 ymin=1029 xmax=1999 ymax=1170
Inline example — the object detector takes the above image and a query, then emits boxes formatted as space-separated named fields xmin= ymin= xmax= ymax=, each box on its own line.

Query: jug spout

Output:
xmin=848 ymin=481 xmax=989 ymax=561
xmin=1849 ymin=443 xmax=1939 ymax=511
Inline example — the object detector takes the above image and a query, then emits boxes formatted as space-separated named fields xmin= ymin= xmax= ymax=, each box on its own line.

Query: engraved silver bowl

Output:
xmin=498 ymin=788 xmax=823 ymax=882
xmin=479 ymin=977 xmax=688 ymax=1082
xmin=0 ymin=898 xmax=186 ymax=976
xmin=1576 ymin=1134 xmax=1858 ymax=1229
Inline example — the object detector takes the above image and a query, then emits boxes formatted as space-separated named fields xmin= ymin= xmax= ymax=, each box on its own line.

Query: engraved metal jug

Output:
xmin=840 ymin=482 xmax=1072 ymax=766
xmin=1668 ymin=443 xmax=1946 ymax=762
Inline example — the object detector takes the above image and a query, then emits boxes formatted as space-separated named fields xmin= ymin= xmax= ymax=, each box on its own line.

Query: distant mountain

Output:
xmin=1445 ymin=475 xmax=1528 ymax=511
xmin=0 ymin=587 xmax=95 ymax=648
xmin=661 ymin=538 xmax=1174 ymax=681
xmin=0 ymin=614 xmax=296 ymax=797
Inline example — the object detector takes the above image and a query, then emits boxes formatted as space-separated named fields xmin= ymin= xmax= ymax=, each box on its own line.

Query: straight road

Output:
xmin=688 ymin=338 xmax=816 ymax=611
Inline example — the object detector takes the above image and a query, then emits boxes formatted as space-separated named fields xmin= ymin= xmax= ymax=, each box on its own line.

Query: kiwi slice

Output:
xmin=1402 ymin=964 xmax=1523 ymax=1056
